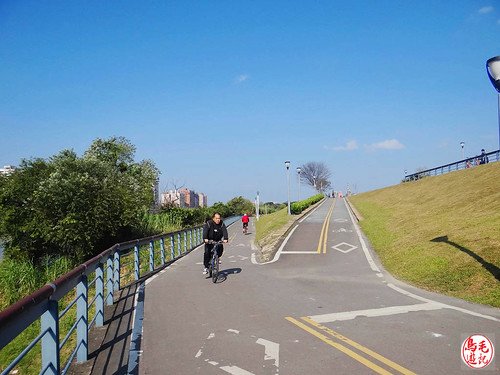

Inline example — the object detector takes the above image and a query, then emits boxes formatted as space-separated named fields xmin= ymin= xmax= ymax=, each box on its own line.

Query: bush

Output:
xmin=290 ymin=194 xmax=324 ymax=214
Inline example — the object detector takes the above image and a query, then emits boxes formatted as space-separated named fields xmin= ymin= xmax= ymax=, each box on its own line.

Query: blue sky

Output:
xmin=1 ymin=1 xmax=499 ymax=204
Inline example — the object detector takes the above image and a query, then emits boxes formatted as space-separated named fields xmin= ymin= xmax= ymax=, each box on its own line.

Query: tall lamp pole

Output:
xmin=486 ymin=56 xmax=500 ymax=149
xmin=285 ymin=161 xmax=291 ymax=215
xmin=460 ymin=141 xmax=465 ymax=159
xmin=296 ymin=167 xmax=301 ymax=201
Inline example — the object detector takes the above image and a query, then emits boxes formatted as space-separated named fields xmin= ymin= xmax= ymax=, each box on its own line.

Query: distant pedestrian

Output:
xmin=466 ymin=160 xmax=472 ymax=168
xmin=479 ymin=149 xmax=489 ymax=165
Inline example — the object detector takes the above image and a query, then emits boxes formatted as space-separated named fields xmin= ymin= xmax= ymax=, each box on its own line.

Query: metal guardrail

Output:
xmin=404 ymin=149 xmax=499 ymax=182
xmin=0 ymin=215 xmax=240 ymax=375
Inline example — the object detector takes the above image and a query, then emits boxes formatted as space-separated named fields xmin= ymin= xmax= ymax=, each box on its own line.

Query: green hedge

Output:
xmin=290 ymin=194 xmax=324 ymax=214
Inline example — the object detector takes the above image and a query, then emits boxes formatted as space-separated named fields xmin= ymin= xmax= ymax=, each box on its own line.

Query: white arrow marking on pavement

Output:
xmin=220 ymin=366 xmax=255 ymax=375
xmin=308 ymin=302 xmax=444 ymax=323
xmin=256 ymin=338 xmax=280 ymax=368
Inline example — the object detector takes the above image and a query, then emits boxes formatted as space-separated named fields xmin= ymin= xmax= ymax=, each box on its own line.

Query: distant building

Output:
xmin=161 ymin=190 xmax=183 ymax=207
xmin=198 ymin=192 xmax=207 ymax=207
xmin=162 ymin=188 xmax=207 ymax=208
xmin=0 ymin=165 xmax=15 ymax=175
xmin=152 ymin=178 xmax=160 ymax=208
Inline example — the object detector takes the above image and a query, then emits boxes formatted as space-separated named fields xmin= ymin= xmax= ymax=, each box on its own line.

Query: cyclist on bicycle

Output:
xmin=202 ymin=212 xmax=228 ymax=274
xmin=241 ymin=213 xmax=250 ymax=233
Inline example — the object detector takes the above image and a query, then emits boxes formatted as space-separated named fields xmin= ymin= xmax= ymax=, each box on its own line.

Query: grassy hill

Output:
xmin=349 ymin=162 xmax=499 ymax=307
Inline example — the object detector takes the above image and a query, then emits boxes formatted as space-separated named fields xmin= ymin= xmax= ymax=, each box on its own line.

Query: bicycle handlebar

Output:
xmin=206 ymin=240 xmax=226 ymax=244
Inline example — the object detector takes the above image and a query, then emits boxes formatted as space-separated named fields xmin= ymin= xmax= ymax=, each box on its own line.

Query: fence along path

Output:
xmin=0 ymin=216 xmax=239 ymax=375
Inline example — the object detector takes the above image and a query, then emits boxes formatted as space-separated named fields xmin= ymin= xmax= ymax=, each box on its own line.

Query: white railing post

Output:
xmin=95 ymin=264 xmax=104 ymax=326
xmin=160 ymin=237 xmax=166 ymax=265
xmin=134 ymin=244 xmax=140 ymax=280
xmin=113 ymin=249 xmax=120 ymax=292
xmin=41 ymin=300 xmax=60 ymax=375
xmin=106 ymin=256 xmax=114 ymax=306
xmin=170 ymin=236 xmax=175 ymax=260
xmin=149 ymin=240 xmax=154 ymax=272
xmin=76 ymin=275 xmax=88 ymax=363
xmin=177 ymin=233 xmax=181 ymax=257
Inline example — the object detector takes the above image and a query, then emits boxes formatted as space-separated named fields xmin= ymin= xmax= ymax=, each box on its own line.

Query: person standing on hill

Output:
xmin=479 ymin=149 xmax=489 ymax=165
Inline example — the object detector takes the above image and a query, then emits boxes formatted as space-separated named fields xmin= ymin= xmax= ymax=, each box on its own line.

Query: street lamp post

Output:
xmin=460 ymin=141 xmax=465 ymax=159
xmin=285 ymin=161 xmax=291 ymax=215
xmin=486 ymin=56 xmax=500 ymax=150
xmin=296 ymin=167 xmax=301 ymax=201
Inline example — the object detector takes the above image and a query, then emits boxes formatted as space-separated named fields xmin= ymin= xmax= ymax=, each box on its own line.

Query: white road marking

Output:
xmin=227 ymin=329 xmax=240 ymax=334
xmin=220 ymin=366 xmax=255 ymax=375
xmin=207 ymin=333 xmax=215 ymax=340
xmin=252 ymin=224 xmax=299 ymax=264
xmin=309 ymin=302 xmax=444 ymax=323
xmin=256 ymin=338 xmax=280 ymax=367
xmin=334 ymin=218 xmax=348 ymax=222
xmin=280 ymin=250 xmax=317 ymax=254
xmin=195 ymin=350 xmax=202 ymax=358
xmin=344 ymin=199 xmax=381 ymax=272
xmin=298 ymin=199 xmax=328 ymax=223
xmin=331 ymin=242 xmax=358 ymax=253
xmin=387 ymin=283 xmax=500 ymax=322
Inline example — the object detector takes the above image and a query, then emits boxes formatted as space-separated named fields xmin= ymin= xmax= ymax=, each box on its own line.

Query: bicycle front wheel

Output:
xmin=212 ymin=253 xmax=219 ymax=283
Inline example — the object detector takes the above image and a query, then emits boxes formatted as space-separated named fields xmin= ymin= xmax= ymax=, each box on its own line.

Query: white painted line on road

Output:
xmin=387 ymin=283 xmax=500 ymax=322
xmin=309 ymin=302 xmax=443 ymax=323
xmin=298 ymin=198 xmax=328 ymax=223
xmin=376 ymin=273 xmax=383 ymax=278
xmin=344 ymin=199 xmax=381 ymax=273
xmin=251 ymin=224 xmax=299 ymax=265
xmin=280 ymin=251 xmax=317 ymax=254
xmin=331 ymin=242 xmax=358 ymax=253
xmin=256 ymin=338 xmax=280 ymax=368
xmin=227 ymin=329 xmax=240 ymax=334
xmin=220 ymin=366 xmax=255 ymax=375
xmin=195 ymin=350 xmax=202 ymax=358
xmin=207 ymin=333 xmax=215 ymax=340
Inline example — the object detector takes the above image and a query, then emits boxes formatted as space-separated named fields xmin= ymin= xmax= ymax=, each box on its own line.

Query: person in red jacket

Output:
xmin=241 ymin=213 xmax=250 ymax=234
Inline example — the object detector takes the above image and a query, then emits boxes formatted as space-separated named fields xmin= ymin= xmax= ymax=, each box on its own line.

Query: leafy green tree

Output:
xmin=226 ymin=196 xmax=254 ymax=215
xmin=0 ymin=137 xmax=159 ymax=263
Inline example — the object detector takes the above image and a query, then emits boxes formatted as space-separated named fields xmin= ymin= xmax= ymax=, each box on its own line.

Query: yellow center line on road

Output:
xmin=316 ymin=199 xmax=336 ymax=254
xmin=300 ymin=316 xmax=417 ymax=375
xmin=285 ymin=317 xmax=393 ymax=375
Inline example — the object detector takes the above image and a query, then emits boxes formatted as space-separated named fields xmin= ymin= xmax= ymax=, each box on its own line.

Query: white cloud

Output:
xmin=326 ymin=140 xmax=359 ymax=151
xmin=234 ymin=74 xmax=249 ymax=84
xmin=366 ymin=139 xmax=405 ymax=150
xmin=478 ymin=6 xmax=494 ymax=14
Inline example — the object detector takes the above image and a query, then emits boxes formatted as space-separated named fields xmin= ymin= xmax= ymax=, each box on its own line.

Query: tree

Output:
xmin=226 ymin=196 xmax=255 ymax=215
xmin=299 ymin=162 xmax=332 ymax=192
xmin=0 ymin=137 xmax=159 ymax=263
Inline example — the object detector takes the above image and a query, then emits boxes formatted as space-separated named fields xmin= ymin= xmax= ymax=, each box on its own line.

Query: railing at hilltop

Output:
xmin=404 ymin=149 xmax=500 ymax=182
xmin=0 ymin=216 xmax=240 ymax=375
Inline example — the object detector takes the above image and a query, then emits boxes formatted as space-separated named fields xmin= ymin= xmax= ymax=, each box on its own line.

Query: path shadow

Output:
xmin=431 ymin=235 xmax=500 ymax=282
xmin=69 ymin=283 xmax=139 ymax=375
xmin=212 ymin=268 xmax=242 ymax=283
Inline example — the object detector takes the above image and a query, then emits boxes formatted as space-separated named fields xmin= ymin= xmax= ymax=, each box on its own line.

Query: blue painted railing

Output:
xmin=404 ymin=149 xmax=499 ymax=182
xmin=0 ymin=216 xmax=240 ymax=375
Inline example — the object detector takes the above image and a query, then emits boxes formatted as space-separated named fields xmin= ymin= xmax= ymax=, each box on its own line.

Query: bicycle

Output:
xmin=242 ymin=222 xmax=248 ymax=235
xmin=207 ymin=240 xmax=224 ymax=283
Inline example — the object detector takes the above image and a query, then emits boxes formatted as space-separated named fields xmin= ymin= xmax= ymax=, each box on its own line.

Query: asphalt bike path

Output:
xmin=138 ymin=198 xmax=499 ymax=374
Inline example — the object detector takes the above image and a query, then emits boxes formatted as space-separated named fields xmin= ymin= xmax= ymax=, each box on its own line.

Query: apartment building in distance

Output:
xmin=0 ymin=165 xmax=16 ymax=175
xmin=161 ymin=188 xmax=207 ymax=208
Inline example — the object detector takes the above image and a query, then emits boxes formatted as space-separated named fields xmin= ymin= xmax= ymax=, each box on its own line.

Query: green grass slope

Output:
xmin=350 ymin=162 xmax=500 ymax=307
